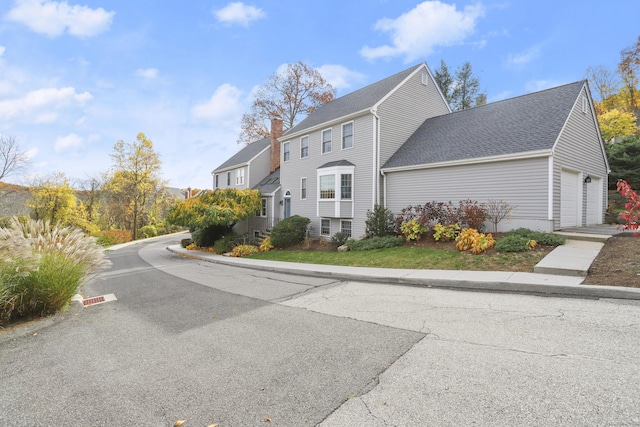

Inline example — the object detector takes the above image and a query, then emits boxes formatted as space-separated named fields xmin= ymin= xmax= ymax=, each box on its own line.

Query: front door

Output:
xmin=284 ymin=191 xmax=291 ymax=218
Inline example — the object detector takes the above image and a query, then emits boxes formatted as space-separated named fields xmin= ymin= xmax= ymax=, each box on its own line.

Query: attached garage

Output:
xmin=560 ymin=169 xmax=581 ymax=228
xmin=586 ymin=175 xmax=603 ymax=225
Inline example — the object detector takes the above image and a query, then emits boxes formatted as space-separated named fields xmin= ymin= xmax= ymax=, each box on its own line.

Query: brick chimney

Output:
xmin=270 ymin=115 xmax=284 ymax=173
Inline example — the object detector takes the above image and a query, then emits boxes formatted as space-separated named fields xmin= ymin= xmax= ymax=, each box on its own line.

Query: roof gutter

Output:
xmin=283 ymin=108 xmax=372 ymax=140
xmin=381 ymin=149 xmax=553 ymax=174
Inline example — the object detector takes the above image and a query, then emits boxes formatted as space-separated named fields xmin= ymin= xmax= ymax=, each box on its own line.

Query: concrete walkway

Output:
xmin=167 ymin=239 xmax=640 ymax=300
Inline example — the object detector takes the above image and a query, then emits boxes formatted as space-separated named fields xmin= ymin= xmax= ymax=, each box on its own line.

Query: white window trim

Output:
xmin=340 ymin=220 xmax=352 ymax=237
xmin=283 ymin=141 xmax=290 ymax=162
xmin=257 ymin=198 xmax=267 ymax=217
xmin=316 ymin=164 xmax=355 ymax=218
xmin=300 ymin=177 xmax=307 ymax=200
xmin=235 ymin=168 xmax=245 ymax=185
xmin=300 ymin=135 xmax=309 ymax=159
xmin=321 ymin=128 xmax=332 ymax=154
xmin=341 ymin=121 xmax=354 ymax=150
xmin=320 ymin=218 xmax=331 ymax=236
xmin=421 ymin=72 xmax=429 ymax=86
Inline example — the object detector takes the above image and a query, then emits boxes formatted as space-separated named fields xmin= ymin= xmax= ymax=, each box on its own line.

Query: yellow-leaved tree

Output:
xmin=599 ymin=109 xmax=639 ymax=142
xmin=103 ymin=133 xmax=164 ymax=240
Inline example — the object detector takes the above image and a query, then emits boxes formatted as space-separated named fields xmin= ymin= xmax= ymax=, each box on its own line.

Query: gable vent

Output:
xmin=421 ymin=72 xmax=429 ymax=86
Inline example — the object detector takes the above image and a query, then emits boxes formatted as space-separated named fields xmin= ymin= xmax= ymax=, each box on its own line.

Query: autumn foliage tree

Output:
xmin=103 ymin=133 xmax=164 ymax=240
xmin=238 ymin=61 xmax=335 ymax=145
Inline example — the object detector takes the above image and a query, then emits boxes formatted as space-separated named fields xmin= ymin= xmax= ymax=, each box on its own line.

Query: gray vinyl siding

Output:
xmin=552 ymin=87 xmax=608 ymax=229
xmin=279 ymin=114 xmax=374 ymax=238
xmin=248 ymin=150 xmax=270 ymax=188
xmin=377 ymin=70 xmax=450 ymax=167
xmin=385 ymin=157 xmax=551 ymax=232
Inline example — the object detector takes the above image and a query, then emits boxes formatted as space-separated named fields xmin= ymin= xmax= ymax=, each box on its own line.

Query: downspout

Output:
xmin=371 ymin=108 xmax=381 ymax=208
xmin=380 ymin=169 xmax=387 ymax=208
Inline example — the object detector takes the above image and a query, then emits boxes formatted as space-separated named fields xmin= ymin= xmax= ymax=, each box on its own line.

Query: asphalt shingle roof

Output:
xmin=285 ymin=64 xmax=424 ymax=136
xmin=383 ymin=80 xmax=586 ymax=170
xmin=213 ymin=137 xmax=271 ymax=172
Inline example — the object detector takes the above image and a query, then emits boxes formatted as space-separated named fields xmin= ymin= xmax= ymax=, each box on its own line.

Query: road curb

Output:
xmin=167 ymin=245 xmax=640 ymax=301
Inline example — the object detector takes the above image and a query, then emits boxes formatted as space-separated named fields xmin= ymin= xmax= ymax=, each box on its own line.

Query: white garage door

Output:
xmin=587 ymin=176 xmax=602 ymax=225
xmin=561 ymin=169 xmax=580 ymax=227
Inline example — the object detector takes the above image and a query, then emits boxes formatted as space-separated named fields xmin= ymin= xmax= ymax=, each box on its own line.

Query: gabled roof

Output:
xmin=383 ymin=81 xmax=586 ymax=170
xmin=318 ymin=160 xmax=355 ymax=169
xmin=253 ymin=168 xmax=280 ymax=194
xmin=212 ymin=137 xmax=270 ymax=173
xmin=285 ymin=63 xmax=425 ymax=137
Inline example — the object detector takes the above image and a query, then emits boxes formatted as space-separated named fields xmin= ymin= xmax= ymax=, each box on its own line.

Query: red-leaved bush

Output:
xmin=617 ymin=179 xmax=640 ymax=235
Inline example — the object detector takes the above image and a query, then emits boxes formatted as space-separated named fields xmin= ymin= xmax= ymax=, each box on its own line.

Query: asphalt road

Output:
xmin=1 ymin=234 xmax=639 ymax=426
xmin=0 ymin=235 xmax=423 ymax=426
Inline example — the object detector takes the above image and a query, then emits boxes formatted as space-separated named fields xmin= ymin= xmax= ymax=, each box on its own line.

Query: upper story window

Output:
xmin=300 ymin=136 xmax=309 ymax=158
xmin=235 ymin=168 xmax=245 ymax=185
xmin=226 ymin=171 xmax=231 ymax=186
xmin=214 ymin=174 xmax=219 ymax=188
xmin=322 ymin=129 xmax=332 ymax=154
xmin=283 ymin=142 xmax=290 ymax=162
xmin=301 ymin=177 xmax=307 ymax=200
xmin=342 ymin=122 xmax=353 ymax=150
xmin=319 ymin=175 xmax=335 ymax=199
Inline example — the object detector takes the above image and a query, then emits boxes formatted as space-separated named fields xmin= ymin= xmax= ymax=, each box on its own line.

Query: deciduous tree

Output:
xmin=599 ymin=109 xmax=638 ymax=142
xmin=26 ymin=173 xmax=78 ymax=225
xmin=104 ymin=133 xmax=163 ymax=240
xmin=238 ymin=62 xmax=335 ymax=145
xmin=0 ymin=135 xmax=30 ymax=181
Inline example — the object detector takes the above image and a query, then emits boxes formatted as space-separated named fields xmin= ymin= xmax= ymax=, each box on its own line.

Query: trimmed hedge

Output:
xmin=346 ymin=235 xmax=405 ymax=251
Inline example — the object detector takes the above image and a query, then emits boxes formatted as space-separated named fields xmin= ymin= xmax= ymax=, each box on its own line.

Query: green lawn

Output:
xmin=249 ymin=246 xmax=551 ymax=272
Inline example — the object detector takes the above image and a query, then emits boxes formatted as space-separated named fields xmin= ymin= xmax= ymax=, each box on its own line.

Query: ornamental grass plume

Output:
xmin=1 ymin=217 xmax=112 ymax=321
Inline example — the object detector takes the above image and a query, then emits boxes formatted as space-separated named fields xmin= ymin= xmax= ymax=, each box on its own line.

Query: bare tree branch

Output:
xmin=0 ymin=135 xmax=31 ymax=181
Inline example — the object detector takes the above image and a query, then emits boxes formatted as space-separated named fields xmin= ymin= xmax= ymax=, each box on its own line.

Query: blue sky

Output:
xmin=1 ymin=0 xmax=638 ymax=190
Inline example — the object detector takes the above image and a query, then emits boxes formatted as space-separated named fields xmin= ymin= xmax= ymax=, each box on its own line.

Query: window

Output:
xmin=342 ymin=122 xmax=353 ymax=149
xmin=214 ymin=174 xmax=219 ymax=188
xmin=226 ymin=171 xmax=231 ymax=186
xmin=322 ymin=129 xmax=332 ymax=153
xmin=300 ymin=136 xmax=309 ymax=158
xmin=321 ymin=219 xmax=331 ymax=236
xmin=283 ymin=142 xmax=290 ymax=162
xmin=256 ymin=198 xmax=267 ymax=217
xmin=319 ymin=175 xmax=335 ymax=199
xmin=340 ymin=174 xmax=352 ymax=199
xmin=421 ymin=72 xmax=429 ymax=86
xmin=301 ymin=177 xmax=307 ymax=200
xmin=235 ymin=168 xmax=245 ymax=185
xmin=340 ymin=220 xmax=352 ymax=237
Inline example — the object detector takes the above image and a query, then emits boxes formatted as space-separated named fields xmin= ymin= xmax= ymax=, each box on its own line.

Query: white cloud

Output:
xmin=360 ymin=1 xmax=485 ymax=62
xmin=525 ymin=80 xmax=563 ymax=93
xmin=0 ymin=86 xmax=93 ymax=121
xmin=135 ymin=68 xmax=159 ymax=79
xmin=316 ymin=64 xmax=366 ymax=91
xmin=213 ymin=2 xmax=266 ymax=27
xmin=54 ymin=132 xmax=83 ymax=152
xmin=0 ymin=46 xmax=5 ymax=56
xmin=5 ymin=0 xmax=115 ymax=38
xmin=506 ymin=45 xmax=542 ymax=68
xmin=191 ymin=83 xmax=243 ymax=122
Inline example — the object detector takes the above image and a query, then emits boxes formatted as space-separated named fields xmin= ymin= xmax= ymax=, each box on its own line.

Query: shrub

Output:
xmin=191 ymin=224 xmax=233 ymax=247
xmin=507 ymin=228 xmax=565 ymax=246
xmin=231 ymin=244 xmax=260 ymax=257
xmin=484 ymin=200 xmax=516 ymax=233
xmin=259 ymin=237 xmax=274 ymax=252
xmin=95 ymin=229 xmax=132 ymax=247
xmin=346 ymin=235 xmax=405 ymax=251
xmin=455 ymin=228 xmax=495 ymax=254
xmin=432 ymin=223 xmax=460 ymax=242
xmin=458 ymin=199 xmax=488 ymax=231
xmin=180 ymin=238 xmax=192 ymax=248
xmin=213 ymin=233 xmax=239 ymax=254
xmin=400 ymin=219 xmax=427 ymax=242
xmin=495 ymin=235 xmax=530 ymax=252
xmin=270 ymin=215 xmax=310 ymax=248
xmin=330 ymin=232 xmax=351 ymax=247
xmin=365 ymin=205 xmax=396 ymax=237
xmin=138 ymin=225 xmax=158 ymax=239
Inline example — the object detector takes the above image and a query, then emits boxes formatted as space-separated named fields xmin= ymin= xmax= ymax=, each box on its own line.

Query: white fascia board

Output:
xmin=381 ymin=149 xmax=552 ymax=173
xmin=211 ymin=145 xmax=270 ymax=175
xmin=282 ymin=109 xmax=371 ymax=141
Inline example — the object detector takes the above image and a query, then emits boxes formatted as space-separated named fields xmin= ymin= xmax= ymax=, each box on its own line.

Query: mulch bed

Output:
xmin=583 ymin=236 xmax=640 ymax=288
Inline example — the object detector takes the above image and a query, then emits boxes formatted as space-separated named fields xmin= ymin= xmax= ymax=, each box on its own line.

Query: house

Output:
xmin=213 ymin=62 xmax=609 ymax=238
xmin=211 ymin=117 xmax=283 ymax=237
